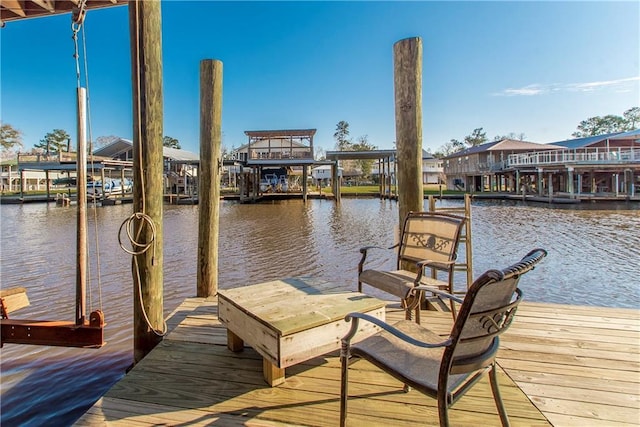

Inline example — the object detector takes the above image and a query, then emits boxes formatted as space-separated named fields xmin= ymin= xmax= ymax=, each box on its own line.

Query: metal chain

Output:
xmin=71 ymin=0 xmax=87 ymax=88
xmin=71 ymin=25 xmax=81 ymax=88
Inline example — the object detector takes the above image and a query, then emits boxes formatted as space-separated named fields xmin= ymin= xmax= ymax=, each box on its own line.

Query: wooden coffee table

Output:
xmin=217 ymin=277 xmax=385 ymax=386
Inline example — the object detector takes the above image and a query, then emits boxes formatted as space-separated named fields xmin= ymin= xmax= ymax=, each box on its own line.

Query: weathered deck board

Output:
xmin=76 ymin=297 xmax=640 ymax=426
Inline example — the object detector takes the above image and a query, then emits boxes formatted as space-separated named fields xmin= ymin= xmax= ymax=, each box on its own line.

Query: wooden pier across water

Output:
xmin=76 ymin=297 xmax=639 ymax=426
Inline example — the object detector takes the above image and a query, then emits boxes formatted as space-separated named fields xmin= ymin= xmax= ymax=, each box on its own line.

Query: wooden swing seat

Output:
xmin=1 ymin=287 xmax=105 ymax=348
xmin=0 ymin=287 xmax=30 ymax=319
xmin=1 ymin=310 xmax=106 ymax=348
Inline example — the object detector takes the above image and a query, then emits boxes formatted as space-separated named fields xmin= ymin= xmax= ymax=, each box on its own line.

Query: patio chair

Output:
xmin=341 ymin=248 xmax=547 ymax=427
xmin=358 ymin=211 xmax=466 ymax=323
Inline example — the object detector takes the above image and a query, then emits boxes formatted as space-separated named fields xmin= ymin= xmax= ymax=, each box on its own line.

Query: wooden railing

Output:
xmin=17 ymin=152 xmax=77 ymax=163
xmin=247 ymin=148 xmax=312 ymax=161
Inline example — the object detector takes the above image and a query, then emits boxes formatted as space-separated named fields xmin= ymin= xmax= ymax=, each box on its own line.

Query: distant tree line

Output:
xmin=433 ymin=106 xmax=639 ymax=158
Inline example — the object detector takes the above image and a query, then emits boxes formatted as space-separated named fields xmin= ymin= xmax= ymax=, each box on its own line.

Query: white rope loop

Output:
xmin=118 ymin=212 xmax=157 ymax=259
xmin=118 ymin=212 xmax=167 ymax=337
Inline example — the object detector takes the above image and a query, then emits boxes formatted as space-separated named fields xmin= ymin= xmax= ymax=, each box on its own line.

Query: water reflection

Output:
xmin=0 ymin=198 xmax=638 ymax=425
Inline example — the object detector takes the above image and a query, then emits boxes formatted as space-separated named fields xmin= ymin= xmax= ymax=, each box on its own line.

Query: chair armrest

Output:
xmin=416 ymin=259 xmax=455 ymax=272
xmin=342 ymin=312 xmax=452 ymax=349
xmin=358 ymin=244 xmax=399 ymax=272
xmin=413 ymin=285 xmax=464 ymax=304
xmin=410 ymin=259 xmax=456 ymax=287
xmin=359 ymin=245 xmax=387 ymax=254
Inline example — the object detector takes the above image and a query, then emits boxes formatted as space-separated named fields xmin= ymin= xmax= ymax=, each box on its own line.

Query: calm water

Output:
xmin=1 ymin=198 xmax=638 ymax=425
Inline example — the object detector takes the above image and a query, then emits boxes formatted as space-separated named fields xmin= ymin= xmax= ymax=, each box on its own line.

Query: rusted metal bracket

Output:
xmin=0 ymin=310 xmax=105 ymax=348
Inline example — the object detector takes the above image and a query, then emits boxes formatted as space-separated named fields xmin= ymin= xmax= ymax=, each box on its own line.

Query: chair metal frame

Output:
xmin=428 ymin=194 xmax=473 ymax=291
xmin=342 ymin=248 xmax=548 ymax=427
xmin=358 ymin=211 xmax=466 ymax=322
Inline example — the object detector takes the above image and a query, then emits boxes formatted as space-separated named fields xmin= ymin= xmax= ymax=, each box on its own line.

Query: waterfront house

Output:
xmin=442 ymin=139 xmax=557 ymax=192
xmin=507 ymin=129 xmax=640 ymax=198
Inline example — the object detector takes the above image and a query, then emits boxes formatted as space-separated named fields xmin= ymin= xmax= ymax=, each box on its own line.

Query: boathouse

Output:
xmin=93 ymin=138 xmax=200 ymax=198
xmin=2 ymin=150 xmax=133 ymax=201
xmin=230 ymin=129 xmax=317 ymax=201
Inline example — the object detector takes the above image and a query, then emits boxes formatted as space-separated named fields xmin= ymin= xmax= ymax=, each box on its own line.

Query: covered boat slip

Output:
xmin=76 ymin=296 xmax=639 ymax=426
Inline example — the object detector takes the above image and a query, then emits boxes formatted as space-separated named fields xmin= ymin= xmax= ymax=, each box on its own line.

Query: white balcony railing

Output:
xmin=507 ymin=147 xmax=639 ymax=168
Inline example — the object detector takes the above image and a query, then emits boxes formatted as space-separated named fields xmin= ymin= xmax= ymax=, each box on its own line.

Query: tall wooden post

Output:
xmin=197 ymin=59 xmax=222 ymax=297
xmin=332 ymin=162 xmax=340 ymax=203
xmin=19 ymin=169 xmax=24 ymax=197
xmin=302 ymin=166 xmax=308 ymax=202
xmin=76 ymin=87 xmax=87 ymax=325
xmin=393 ymin=37 xmax=423 ymax=227
xmin=129 ymin=0 xmax=164 ymax=363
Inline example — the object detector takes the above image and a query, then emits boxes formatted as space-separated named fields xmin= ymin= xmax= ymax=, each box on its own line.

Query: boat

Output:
xmin=87 ymin=178 xmax=133 ymax=198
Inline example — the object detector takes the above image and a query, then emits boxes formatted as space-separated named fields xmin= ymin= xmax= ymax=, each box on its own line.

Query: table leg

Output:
xmin=226 ymin=329 xmax=244 ymax=352
xmin=263 ymin=359 xmax=285 ymax=387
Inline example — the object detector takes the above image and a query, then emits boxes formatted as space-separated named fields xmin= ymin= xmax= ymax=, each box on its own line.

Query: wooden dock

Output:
xmin=76 ymin=297 xmax=639 ymax=426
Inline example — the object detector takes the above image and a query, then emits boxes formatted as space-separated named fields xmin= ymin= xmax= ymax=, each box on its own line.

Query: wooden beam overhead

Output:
xmin=1 ymin=0 xmax=127 ymax=25
xmin=2 ymin=0 xmax=27 ymax=18
xmin=31 ymin=0 xmax=55 ymax=14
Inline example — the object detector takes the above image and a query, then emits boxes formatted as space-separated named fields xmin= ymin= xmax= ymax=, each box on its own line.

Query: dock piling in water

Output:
xmin=197 ymin=59 xmax=223 ymax=298
xmin=393 ymin=37 xmax=424 ymax=228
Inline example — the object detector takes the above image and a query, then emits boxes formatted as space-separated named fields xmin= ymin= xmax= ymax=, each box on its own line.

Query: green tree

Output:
xmin=163 ymin=135 xmax=181 ymax=149
xmin=0 ymin=123 xmax=23 ymax=151
xmin=333 ymin=121 xmax=352 ymax=151
xmin=572 ymin=115 xmax=627 ymax=137
xmin=34 ymin=129 xmax=71 ymax=153
xmin=352 ymin=135 xmax=377 ymax=176
xmin=623 ymin=107 xmax=640 ymax=129
xmin=464 ymin=128 xmax=487 ymax=147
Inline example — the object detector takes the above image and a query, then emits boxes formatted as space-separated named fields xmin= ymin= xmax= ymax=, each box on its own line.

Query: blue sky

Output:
xmin=1 ymin=1 xmax=638 ymax=155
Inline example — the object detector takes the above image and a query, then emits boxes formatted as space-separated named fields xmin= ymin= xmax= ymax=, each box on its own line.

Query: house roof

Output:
xmin=325 ymin=149 xmax=396 ymax=161
xmin=608 ymin=128 xmax=640 ymax=141
xmin=162 ymin=146 xmax=199 ymax=161
xmin=547 ymin=132 xmax=625 ymax=149
xmin=93 ymin=138 xmax=199 ymax=161
xmin=422 ymin=149 xmax=436 ymax=160
xmin=93 ymin=138 xmax=134 ymax=158
xmin=234 ymin=138 xmax=309 ymax=152
xmin=244 ymin=129 xmax=317 ymax=138
xmin=443 ymin=139 xmax=557 ymax=159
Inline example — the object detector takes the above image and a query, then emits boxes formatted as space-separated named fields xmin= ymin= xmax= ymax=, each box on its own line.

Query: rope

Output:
xmin=118 ymin=213 xmax=167 ymax=336
xmin=71 ymin=0 xmax=104 ymax=314
xmin=82 ymin=20 xmax=104 ymax=313
xmin=116 ymin=0 xmax=166 ymax=337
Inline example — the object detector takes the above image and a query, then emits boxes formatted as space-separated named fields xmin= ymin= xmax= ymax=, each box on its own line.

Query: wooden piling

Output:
xmin=129 ymin=0 xmax=164 ymax=363
xmin=197 ymin=59 xmax=223 ymax=298
xmin=332 ymin=163 xmax=340 ymax=202
xmin=393 ymin=37 xmax=423 ymax=226
xmin=76 ymin=87 xmax=87 ymax=325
